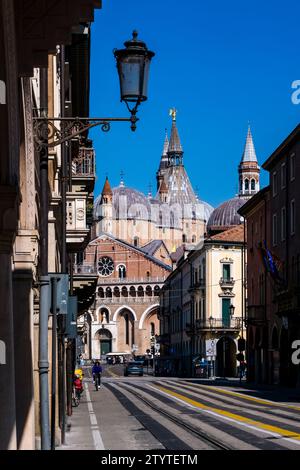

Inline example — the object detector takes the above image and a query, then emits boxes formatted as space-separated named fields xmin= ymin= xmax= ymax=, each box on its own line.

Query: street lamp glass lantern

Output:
xmin=114 ymin=30 xmax=155 ymax=108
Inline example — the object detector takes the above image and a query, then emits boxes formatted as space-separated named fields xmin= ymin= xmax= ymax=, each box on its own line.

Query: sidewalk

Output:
xmin=57 ymin=378 xmax=162 ymax=450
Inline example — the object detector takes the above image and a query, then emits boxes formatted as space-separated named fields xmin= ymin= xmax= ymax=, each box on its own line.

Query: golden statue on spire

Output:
xmin=169 ymin=107 xmax=177 ymax=121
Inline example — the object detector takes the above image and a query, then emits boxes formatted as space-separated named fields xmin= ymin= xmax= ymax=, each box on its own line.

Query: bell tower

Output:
xmin=238 ymin=125 xmax=260 ymax=197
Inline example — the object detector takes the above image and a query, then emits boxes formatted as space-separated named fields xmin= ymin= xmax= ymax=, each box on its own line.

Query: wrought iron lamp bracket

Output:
xmin=33 ymin=115 xmax=139 ymax=150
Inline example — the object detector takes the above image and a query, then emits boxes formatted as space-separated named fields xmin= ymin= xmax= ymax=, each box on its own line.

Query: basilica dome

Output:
xmin=207 ymin=196 xmax=247 ymax=232
xmin=93 ymin=185 xmax=152 ymax=221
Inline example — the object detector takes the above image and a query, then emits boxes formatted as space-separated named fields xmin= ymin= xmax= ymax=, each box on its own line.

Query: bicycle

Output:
xmin=94 ymin=373 xmax=101 ymax=391
xmin=72 ymin=386 xmax=81 ymax=407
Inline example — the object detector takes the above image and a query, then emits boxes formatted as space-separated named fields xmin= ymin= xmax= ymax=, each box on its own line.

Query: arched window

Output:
xmin=118 ymin=264 xmax=126 ymax=279
xmin=146 ymin=285 xmax=152 ymax=297
xmin=129 ymin=286 xmax=136 ymax=297
xmin=182 ymin=234 xmax=187 ymax=243
xmin=251 ymin=178 xmax=255 ymax=191
xmin=113 ymin=286 xmax=120 ymax=297
xmin=133 ymin=236 xmax=139 ymax=247
xmin=150 ymin=322 xmax=155 ymax=337
xmin=244 ymin=179 xmax=249 ymax=191
xmin=98 ymin=287 xmax=104 ymax=298
xmin=105 ymin=287 xmax=112 ymax=298
xmin=121 ymin=286 xmax=128 ymax=297
xmin=192 ymin=235 xmax=196 ymax=243
xmin=137 ymin=286 xmax=144 ymax=297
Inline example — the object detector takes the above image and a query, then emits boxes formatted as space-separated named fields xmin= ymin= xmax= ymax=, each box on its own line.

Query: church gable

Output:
xmin=83 ymin=233 xmax=171 ymax=278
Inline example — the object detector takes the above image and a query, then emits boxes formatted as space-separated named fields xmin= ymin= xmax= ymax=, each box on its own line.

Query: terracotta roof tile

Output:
xmin=207 ymin=224 xmax=245 ymax=243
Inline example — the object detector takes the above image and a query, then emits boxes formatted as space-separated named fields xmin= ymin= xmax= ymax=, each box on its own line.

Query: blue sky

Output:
xmin=90 ymin=0 xmax=300 ymax=208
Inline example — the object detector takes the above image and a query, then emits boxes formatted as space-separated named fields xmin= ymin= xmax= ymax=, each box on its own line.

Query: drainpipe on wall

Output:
xmin=38 ymin=67 xmax=51 ymax=450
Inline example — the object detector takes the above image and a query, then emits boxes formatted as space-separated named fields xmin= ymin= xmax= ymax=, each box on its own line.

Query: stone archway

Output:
xmin=95 ymin=328 xmax=112 ymax=356
xmin=216 ymin=336 xmax=237 ymax=377
xmin=115 ymin=308 xmax=136 ymax=353
xmin=139 ymin=304 xmax=160 ymax=355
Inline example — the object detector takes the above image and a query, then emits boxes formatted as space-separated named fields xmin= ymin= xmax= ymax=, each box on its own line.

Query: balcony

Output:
xmin=72 ymin=147 xmax=96 ymax=193
xmin=73 ymin=265 xmax=166 ymax=285
xmin=246 ymin=305 xmax=266 ymax=325
xmin=219 ymin=277 xmax=235 ymax=287
xmin=66 ymin=194 xmax=90 ymax=252
xmin=195 ymin=317 xmax=242 ymax=330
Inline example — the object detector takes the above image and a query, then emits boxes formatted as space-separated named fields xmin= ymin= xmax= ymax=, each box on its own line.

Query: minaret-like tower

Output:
xmin=156 ymin=130 xmax=169 ymax=190
xmin=99 ymin=176 xmax=113 ymax=234
xmin=167 ymin=107 xmax=183 ymax=166
xmin=238 ymin=125 xmax=260 ymax=197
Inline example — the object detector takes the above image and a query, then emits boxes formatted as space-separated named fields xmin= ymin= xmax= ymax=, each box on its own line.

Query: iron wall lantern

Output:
xmin=114 ymin=30 xmax=155 ymax=127
xmin=229 ymin=304 xmax=235 ymax=317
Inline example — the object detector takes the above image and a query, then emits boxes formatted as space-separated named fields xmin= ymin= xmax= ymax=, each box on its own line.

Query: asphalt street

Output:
xmin=60 ymin=364 xmax=300 ymax=451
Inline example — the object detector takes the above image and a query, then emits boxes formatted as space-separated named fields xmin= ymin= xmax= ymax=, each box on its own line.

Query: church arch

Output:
xmin=113 ymin=305 xmax=137 ymax=322
xmin=139 ymin=303 xmax=160 ymax=330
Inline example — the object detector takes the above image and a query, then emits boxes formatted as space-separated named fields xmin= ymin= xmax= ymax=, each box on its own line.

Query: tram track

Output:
xmin=110 ymin=382 xmax=234 ymax=450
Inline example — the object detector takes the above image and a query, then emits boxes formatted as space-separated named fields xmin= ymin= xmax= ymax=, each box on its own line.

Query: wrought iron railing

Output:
xmin=195 ymin=317 xmax=242 ymax=329
xmin=72 ymin=147 xmax=95 ymax=177
xmin=219 ymin=277 xmax=235 ymax=286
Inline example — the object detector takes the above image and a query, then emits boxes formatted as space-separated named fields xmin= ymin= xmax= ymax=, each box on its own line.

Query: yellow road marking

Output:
xmin=155 ymin=385 xmax=300 ymax=440
xmin=182 ymin=383 xmax=300 ymax=411
xmin=107 ymin=369 xmax=119 ymax=378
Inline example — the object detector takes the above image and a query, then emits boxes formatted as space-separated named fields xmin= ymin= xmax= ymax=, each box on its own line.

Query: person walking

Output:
xmin=92 ymin=361 xmax=102 ymax=391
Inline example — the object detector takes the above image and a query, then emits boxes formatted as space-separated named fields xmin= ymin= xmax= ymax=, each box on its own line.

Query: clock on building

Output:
xmin=98 ymin=256 xmax=114 ymax=276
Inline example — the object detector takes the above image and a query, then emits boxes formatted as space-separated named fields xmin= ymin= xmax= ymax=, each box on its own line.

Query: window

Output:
xmin=244 ymin=179 xmax=249 ymax=191
xmin=182 ymin=234 xmax=187 ymax=243
xmin=251 ymin=179 xmax=255 ymax=191
xmin=290 ymin=153 xmax=295 ymax=181
xmin=133 ymin=236 xmax=139 ymax=247
xmin=281 ymin=163 xmax=286 ymax=189
xmin=223 ymin=264 xmax=231 ymax=280
xmin=272 ymin=213 xmax=278 ymax=246
xmin=291 ymin=199 xmax=296 ymax=235
xmin=150 ymin=322 xmax=155 ymax=337
xmin=281 ymin=207 xmax=286 ymax=241
xmin=272 ymin=171 xmax=277 ymax=196
xmin=118 ymin=264 xmax=126 ymax=279
xmin=192 ymin=235 xmax=196 ymax=243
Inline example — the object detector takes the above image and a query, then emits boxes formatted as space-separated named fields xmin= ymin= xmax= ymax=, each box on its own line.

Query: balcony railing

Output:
xmin=72 ymin=147 xmax=95 ymax=177
xmin=219 ymin=277 xmax=235 ymax=287
xmin=195 ymin=317 xmax=242 ymax=330
xmin=74 ymin=265 xmax=165 ymax=284
xmin=99 ymin=296 xmax=159 ymax=304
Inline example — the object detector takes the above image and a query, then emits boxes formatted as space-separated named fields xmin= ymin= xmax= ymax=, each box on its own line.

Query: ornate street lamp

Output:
xmin=114 ymin=30 xmax=155 ymax=130
xmin=229 ymin=304 xmax=235 ymax=317
xmin=33 ymin=31 xmax=155 ymax=149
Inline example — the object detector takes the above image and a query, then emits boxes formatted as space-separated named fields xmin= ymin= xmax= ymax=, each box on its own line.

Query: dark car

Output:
xmin=133 ymin=355 xmax=146 ymax=365
xmin=124 ymin=361 xmax=144 ymax=377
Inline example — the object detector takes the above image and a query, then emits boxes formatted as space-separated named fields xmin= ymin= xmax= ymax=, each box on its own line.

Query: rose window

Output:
xmin=98 ymin=256 xmax=114 ymax=277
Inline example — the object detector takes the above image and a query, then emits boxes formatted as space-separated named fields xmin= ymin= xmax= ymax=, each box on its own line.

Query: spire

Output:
xmin=119 ymin=170 xmax=125 ymax=188
xmin=162 ymin=128 xmax=169 ymax=156
xmin=241 ymin=125 xmax=257 ymax=163
xmin=238 ymin=125 xmax=260 ymax=197
xmin=168 ymin=108 xmax=183 ymax=154
xmin=101 ymin=176 xmax=112 ymax=196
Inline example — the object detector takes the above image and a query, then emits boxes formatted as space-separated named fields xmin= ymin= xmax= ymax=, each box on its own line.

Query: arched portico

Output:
xmin=139 ymin=303 xmax=160 ymax=330
xmin=113 ymin=305 xmax=137 ymax=323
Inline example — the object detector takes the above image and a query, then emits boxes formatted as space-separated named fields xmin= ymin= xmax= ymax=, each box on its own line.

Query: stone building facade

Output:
xmin=0 ymin=1 xmax=101 ymax=450
xmin=240 ymin=123 xmax=300 ymax=388
xmin=76 ymin=234 xmax=172 ymax=357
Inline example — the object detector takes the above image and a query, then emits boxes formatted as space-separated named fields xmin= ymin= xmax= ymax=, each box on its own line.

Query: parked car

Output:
xmin=124 ymin=361 xmax=144 ymax=377
xmin=133 ymin=355 xmax=146 ymax=365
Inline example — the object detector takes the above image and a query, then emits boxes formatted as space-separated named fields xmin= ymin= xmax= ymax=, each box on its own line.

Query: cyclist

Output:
xmin=92 ymin=361 xmax=102 ymax=391
xmin=73 ymin=374 xmax=83 ymax=402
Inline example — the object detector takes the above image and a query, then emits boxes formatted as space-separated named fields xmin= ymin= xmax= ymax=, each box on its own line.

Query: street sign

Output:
xmin=155 ymin=343 xmax=160 ymax=351
xmin=205 ymin=339 xmax=216 ymax=357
